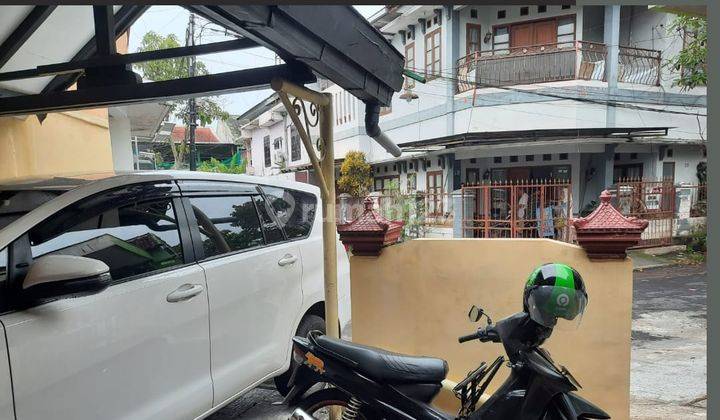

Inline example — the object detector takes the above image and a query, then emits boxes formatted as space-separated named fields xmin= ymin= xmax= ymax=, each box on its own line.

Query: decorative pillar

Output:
xmin=337 ymin=197 xmax=404 ymax=256
xmin=571 ymin=190 xmax=649 ymax=260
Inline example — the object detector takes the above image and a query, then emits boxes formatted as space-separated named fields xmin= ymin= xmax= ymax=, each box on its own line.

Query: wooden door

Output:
xmin=507 ymin=167 xmax=531 ymax=182
xmin=427 ymin=170 xmax=443 ymax=216
xmin=510 ymin=23 xmax=534 ymax=49
xmin=534 ymin=20 xmax=557 ymax=46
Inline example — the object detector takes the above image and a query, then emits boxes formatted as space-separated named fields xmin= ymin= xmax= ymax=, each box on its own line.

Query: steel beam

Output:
xmin=92 ymin=6 xmax=116 ymax=56
xmin=0 ymin=64 xmax=315 ymax=116
xmin=41 ymin=5 xmax=149 ymax=94
xmin=0 ymin=39 xmax=260 ymax=84
xmin=0 ymin=6 xmax=56 ymax=69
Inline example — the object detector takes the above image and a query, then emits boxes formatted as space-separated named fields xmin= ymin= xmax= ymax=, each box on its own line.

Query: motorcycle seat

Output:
xmin=315 ymin=335 xmax=448 ymax=384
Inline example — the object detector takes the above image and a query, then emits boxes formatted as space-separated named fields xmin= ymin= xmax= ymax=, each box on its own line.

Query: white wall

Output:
xmin=108 ymin=108 xmax=134 ymax=171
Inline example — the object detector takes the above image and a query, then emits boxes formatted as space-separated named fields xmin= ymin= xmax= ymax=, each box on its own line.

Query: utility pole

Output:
xmin=187 ymin=12 xmax=198 ymax=170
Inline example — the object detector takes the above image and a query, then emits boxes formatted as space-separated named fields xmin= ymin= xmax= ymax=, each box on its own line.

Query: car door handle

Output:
xmin=166 ymin=284 xmax=204 ymax=303
xmin=278 ymin=254 xmax=298 ymax=267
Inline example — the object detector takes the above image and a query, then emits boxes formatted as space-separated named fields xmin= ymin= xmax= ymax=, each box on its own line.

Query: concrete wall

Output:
xmin=108 ymin=107 xmax=133 ymax=171
xmin=350 ymin=239 xmax=633 ymax=419
xmin=0 ymin=111 xmax=114 ymax=182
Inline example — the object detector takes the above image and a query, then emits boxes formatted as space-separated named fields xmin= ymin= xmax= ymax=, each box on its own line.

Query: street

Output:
xmin=630 ymin=264 xmax=707 ymax=419
xmin=210 ymin=263 xmax=708 ymax=419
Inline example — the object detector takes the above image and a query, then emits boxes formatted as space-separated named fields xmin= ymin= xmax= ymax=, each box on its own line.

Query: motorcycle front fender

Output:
xmin=283 ymin=363 xmax=324 ymax=406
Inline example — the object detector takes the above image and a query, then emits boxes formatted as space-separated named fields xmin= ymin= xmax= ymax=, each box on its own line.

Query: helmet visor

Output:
xmin=527 ymin=285 xmax=588 ymax=328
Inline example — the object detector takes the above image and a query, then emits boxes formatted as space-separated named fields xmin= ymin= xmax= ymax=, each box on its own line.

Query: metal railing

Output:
xmin=456 ymin=41 xmax=660 ymax=92
xmin=460 ymin=179 xmax=573 ymax=242
xmin=614 ymin=178 xmax=675 ymax=247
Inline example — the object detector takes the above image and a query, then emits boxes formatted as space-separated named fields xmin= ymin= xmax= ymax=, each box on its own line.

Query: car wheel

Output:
xmin=275 ymin=314 xmax=326 ymax=396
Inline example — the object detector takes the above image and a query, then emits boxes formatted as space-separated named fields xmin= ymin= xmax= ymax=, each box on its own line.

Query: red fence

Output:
xmin=614 ymin=178 xmax=675 ymax=247
xmin=460 ymin=180 xmax=572 ymax=241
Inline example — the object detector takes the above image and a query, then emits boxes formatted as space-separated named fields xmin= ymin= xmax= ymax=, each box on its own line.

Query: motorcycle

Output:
xmin=284 ymin=305 xmax=610 ymax=419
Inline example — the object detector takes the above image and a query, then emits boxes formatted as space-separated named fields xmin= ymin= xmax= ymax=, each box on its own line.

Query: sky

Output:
xmin=128 ymin=6 xmax=385 ymax=120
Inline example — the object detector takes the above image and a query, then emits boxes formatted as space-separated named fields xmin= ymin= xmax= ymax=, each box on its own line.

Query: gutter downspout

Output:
xmin=365 ymin=102 xmax=402 ymax=157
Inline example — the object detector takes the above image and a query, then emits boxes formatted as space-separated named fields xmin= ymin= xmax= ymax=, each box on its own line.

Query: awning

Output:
xmin=398 ymin=127 xmax=671 ymax=152
xmin=0 ymin=5 xmax=405 ymax=116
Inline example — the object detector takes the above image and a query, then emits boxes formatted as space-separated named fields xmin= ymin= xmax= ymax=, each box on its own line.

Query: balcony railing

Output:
xmin=456 ymin=41 xmax=661 ymax=93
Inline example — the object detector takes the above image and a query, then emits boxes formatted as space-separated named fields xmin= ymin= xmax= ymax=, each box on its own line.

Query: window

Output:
xmin=470 ymin=9 xmax=478 ymax=19
xmin=407 ymin=173 xmax=417 ymax=192
xmin=493 ymin=26 xmax=509 ymax=53
xmin=562 ymin=5 xmax=571 ymax=9
xmin=262 ymin=187 xmax=317 ymax=239
xmin=254 ymin=194 xmax=284 ymax=244
xmin=559 ymin=153 xmax=568 ymax=160
xmin=393 ymin=164 xmax=397 ymax=171
xmin=190 ymin=196 xmax=264 ymax=258
xmin=497 ymin=10 xmax=506 ymax=19
xmin=290 ymin=127 xmax=301 ymax=162
xmin=543 ymin=154 xmax=552 ymax=161
xmin=466 ymin=24 xmax=482 ymax=55
xmin=520 ymin=7 xmax=529 ymax=16
xmin=538 ymin=5 xmax=547 ymax=13
xmin=0 ymin=247 xmax=7 ymax=285
xmin=425 ymin=28 xmax=442 ymax=79
xmin=494 ymin=156 xmax=502 ymax=164
xmin=404 ymin=43 xmax=415 ymax=88
xmin=630 ymin=153 xmax=638 ymax=160
xmin=264 ymin=136 xmax=271 ymax=167
xmin=525 ymin=155 xmax=535 ymax=162
xmin=384 ymin=166 xmax=388 ymax=173
xmin=666 ymin=148 xmax=674 ymax=158
xmin=29 ymin=192 xmax=184 ymax=282
xmin=614 ymin=153 xmax=621 ymax=161
xmin=273 ymin=137 xmax=283 ymax=150
xmin=510 ymin=155 xmax=518 ymax=163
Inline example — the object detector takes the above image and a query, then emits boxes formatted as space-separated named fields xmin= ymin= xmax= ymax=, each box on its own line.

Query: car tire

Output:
xmin=275 ymin=314 xmax=326 ymax=396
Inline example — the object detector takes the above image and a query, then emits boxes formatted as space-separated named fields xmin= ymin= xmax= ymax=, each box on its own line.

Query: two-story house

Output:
xmin=238 ymin=5 xmax=706 ymax=241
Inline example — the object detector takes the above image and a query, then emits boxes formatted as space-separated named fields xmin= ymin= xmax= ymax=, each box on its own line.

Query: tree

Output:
xmin=133 ymin=31 xmax=229 ymax=168
xmin=666 ymin=15 xmax=707 ymax=90
xmin=338 ymin=151 xmax=373 ymax=197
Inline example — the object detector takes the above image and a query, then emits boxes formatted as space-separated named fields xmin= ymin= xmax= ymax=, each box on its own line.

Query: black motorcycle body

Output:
xmin=287 ymin=312 xmax=610 ymax=420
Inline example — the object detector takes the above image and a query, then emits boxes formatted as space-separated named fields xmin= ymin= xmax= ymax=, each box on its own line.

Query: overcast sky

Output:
xmin=128 ymin=6 xmax=384 ymax=120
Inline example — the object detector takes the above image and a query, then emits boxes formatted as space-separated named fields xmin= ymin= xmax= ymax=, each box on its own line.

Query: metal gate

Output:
xmin=614 ymin=179 xmax=675 ymax=247
xmin=461 ymin=180 xmax=572 ymax=242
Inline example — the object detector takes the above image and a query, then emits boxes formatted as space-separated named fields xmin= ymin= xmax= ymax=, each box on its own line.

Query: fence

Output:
xmin=456 ymin=40 xmax=660 ymax=92
xmin=460 ymin=180 xmax=573 ymax=242
xmin=614 ymin=178 xmax=675 ymax=247
xmin=336 ymin=192 xmax=454 ymax=238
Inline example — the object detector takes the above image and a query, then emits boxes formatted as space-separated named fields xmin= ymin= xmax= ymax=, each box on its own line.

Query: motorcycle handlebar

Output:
xmin=458 ymin=327 xmax=500 ymax=344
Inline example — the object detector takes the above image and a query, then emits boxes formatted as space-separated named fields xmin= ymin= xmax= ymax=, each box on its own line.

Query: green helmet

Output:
xmin=523 ymin=263 xmax=588 ymax=328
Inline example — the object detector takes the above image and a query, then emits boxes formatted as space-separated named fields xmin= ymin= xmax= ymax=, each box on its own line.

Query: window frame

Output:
xmin=263 ymin=136 xmax=271 ymax=167
xmin=466 ymin=23 xmax=482 ymax=56
xmin=404 ymin=42 xmax=416 ymax=88
xmin=0 ymin=182 xmax=194 ymax=311
xmin=424 ymin=27 xmax=442 ymax=80
xmin=290 ymin=126 xmax=301 ymax=162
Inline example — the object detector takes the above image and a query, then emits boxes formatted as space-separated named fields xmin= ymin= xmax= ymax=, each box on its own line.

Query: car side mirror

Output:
xmin=22 ymin=255 xmax=111 ymax=301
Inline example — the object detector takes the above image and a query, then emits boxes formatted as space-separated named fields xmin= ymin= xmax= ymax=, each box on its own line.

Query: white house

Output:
xmin=237 ymin=5 xmax=706 ymax=240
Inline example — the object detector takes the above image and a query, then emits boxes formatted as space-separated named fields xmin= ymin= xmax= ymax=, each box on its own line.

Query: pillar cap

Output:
xmin=337 ymin=197 xmax=404 ymax=256
xmin=570 ymin=190 xmax=649 ymax=259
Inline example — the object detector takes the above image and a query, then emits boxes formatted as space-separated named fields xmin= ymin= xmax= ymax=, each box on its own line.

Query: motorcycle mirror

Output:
xmin=468 ymin=305 xmax=483 ymax=323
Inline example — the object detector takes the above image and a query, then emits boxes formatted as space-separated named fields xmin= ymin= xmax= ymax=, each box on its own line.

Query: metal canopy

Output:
xmin=0 ymin=5 xmax=404 ymax=116
xmin=398 ymin=127 xmax=672 ymax=152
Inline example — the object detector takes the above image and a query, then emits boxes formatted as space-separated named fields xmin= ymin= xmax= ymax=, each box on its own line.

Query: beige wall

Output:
xmin=350 ymin=238 xmax=633 ymax=419
xmin=0 ymin=111 xmax=114 ymax=182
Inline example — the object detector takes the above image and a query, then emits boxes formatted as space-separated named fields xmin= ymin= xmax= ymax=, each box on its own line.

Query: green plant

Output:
xmin=687 ymin=221 xmax=706 ymax=254
xmin=337 ymin=151 xmax=373 ymax=197
xmin=380 ymin=180 xmax=428 ymax=240
xmin=666 ymin=15 xmax=707 ymax=90
xmin=197 ymin=157 xmax=246 ymax=174
xmin=134 ymin=31 xmax=229 ymax=168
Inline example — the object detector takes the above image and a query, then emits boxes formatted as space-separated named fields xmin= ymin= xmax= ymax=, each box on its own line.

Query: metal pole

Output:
xmin=188 ymin=12 xmax=198 ymax=171
xmin=319 ymin=94 xmax=339 ymax=340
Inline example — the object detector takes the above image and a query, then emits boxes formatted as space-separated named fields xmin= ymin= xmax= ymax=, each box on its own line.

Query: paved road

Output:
xmin=209 ymin=264 xmax=708 ymax=419
xmin=630 ymin=264 xmax=707 ymax=419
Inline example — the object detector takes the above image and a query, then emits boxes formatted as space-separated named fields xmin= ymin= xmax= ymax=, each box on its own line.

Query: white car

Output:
xmin=0 ymin=171 xmax=351 ymax=420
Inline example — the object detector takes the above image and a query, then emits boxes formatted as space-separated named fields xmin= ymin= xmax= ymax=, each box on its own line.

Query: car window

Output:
xmin=262 ymin=187 xmax=316 ymax=239
xmin=28 ymin=198 xmax=184 ymax=282
xmin=0 ymin=247 xmax=7 ymax=284
xmin=254 ymin=195 xmax=284 ymax=244
xmin=188 ymin=196 xmax=264 ymax=259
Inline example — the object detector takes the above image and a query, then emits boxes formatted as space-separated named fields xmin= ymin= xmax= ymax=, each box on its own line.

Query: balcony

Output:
xmin=456 ymin=41 xmax=661 ymax=93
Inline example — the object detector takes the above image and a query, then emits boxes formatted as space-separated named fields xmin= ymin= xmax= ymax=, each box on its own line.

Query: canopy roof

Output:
xmin=0 ymin=5 xmax=404 ymax=116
